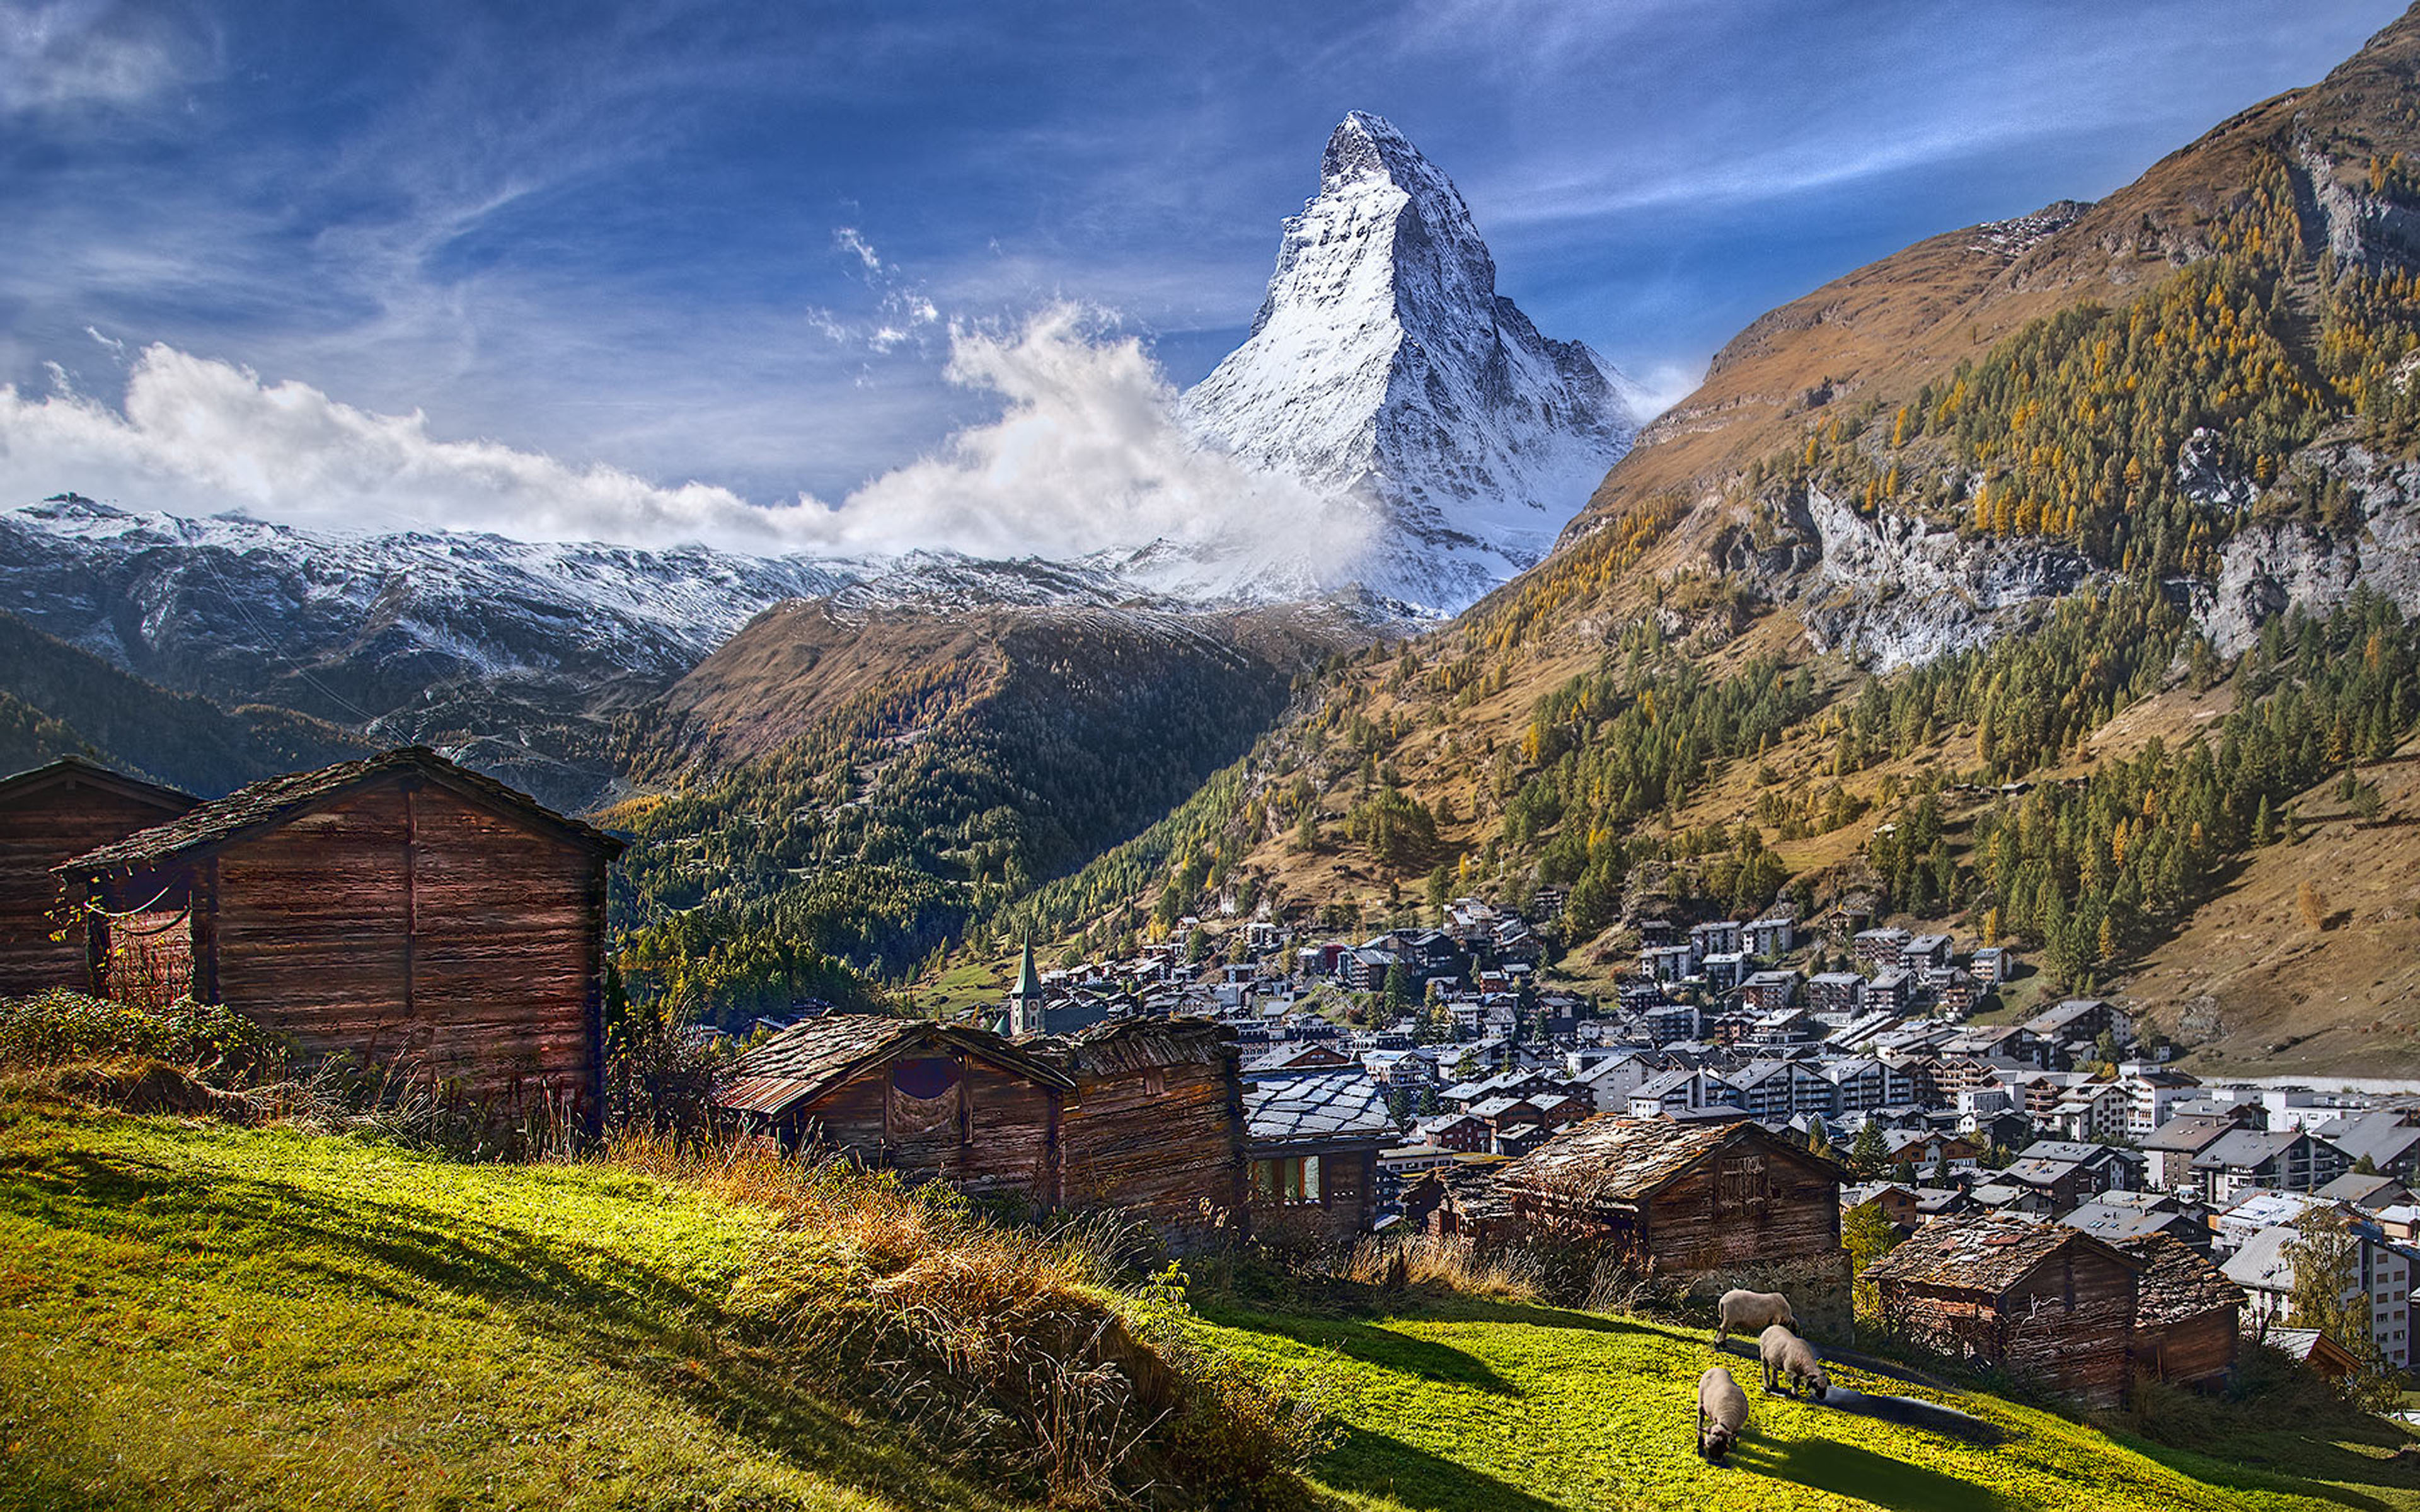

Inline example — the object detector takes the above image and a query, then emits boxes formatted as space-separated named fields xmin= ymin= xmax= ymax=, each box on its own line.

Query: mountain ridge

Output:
xmin=1182 ymin=111 xmax=1645 ymax=612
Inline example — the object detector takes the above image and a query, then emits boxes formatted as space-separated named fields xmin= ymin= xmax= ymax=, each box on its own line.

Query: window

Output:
xmin=1143 ymin=1068 xmax=1167 ymax=1097
xmin=1713 ymin=1155 xmax=1768 ymax=1218
xmin=1252 ymin=1155 xmax=1323 ymax=1204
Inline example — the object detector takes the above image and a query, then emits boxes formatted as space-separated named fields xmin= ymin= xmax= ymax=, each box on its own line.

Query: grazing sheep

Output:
xmin=1759 ymin=1322 xmax=1831 ymax=1401
xmin=1697 ymin=1366 xmax=1749 ymax=1463
xmin=1715 ymin=1288 xmax=1795 ymax=1346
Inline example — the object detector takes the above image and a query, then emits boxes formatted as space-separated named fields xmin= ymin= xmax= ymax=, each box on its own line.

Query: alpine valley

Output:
xmin=20 ymin=10 xmax=2420 ymax=1075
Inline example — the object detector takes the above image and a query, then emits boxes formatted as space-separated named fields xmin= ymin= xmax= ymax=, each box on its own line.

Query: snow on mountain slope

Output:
xmin=0 ymin=495 xmax=860 ymax=723
xmin=1181 ymin=112 xmax=1646 ymax=612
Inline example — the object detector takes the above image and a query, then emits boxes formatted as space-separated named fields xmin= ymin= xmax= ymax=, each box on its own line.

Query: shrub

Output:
xmin=0 ymin=990 xmax=287 ymax=1085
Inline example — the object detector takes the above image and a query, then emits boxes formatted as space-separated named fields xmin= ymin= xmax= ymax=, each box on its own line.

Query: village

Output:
xmin=6 ymin=744 xmax=2419 ymax=1419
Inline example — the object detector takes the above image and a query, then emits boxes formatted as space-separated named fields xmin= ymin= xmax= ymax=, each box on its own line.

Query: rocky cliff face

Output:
xmin=1182 ymin=112 xmax=1645 ymax=613
xmin=2198 ymin=443 xmax=2420 ymax=653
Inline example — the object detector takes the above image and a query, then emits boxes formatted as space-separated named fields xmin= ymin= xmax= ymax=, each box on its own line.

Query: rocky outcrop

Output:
xmin=1774 ymin=487 xmax=2095 ymax=671
xmin=2198 ymin=443 xmax=2420 ymax=653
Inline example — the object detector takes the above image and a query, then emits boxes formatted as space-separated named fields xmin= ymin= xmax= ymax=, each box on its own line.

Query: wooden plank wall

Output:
xmin=1642 ymin=1151 xmax=1841 ymax=1272
xmin=1246 ymin=1147 xmax=1374 ymax=1246
xmin=1505 ymin=1147 xmax=1841 ymax=1274
xmin=1881 ymin=1257 xmax=2141 ymax=1410
xmin=2135 ymin=1310 xmax=2237 ymax=1389
xmin=211 ymin=782 xmax=602 ymax=1117
xmin=792 ymin=1051 xmax=1062 ymax=1203
xmin=1062 ymin=1058 xmax=1243 ymax=1247
xmin=0 ymin=786 xmax=183 ymax=995
xmin=2003 ymin=1251 xmax=2137 ymax=1409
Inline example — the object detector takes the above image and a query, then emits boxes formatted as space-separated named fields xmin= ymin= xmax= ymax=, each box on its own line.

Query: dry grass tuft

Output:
xmin=599 ymin=1130 xmax=1329 ymax=1509
xmin=1340 ymin=1230 xmax=1544 ymax=1302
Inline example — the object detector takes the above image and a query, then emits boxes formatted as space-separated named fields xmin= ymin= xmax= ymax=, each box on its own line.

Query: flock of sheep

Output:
xmin=1695 ymin=1289 xmax=1831 ymax=1465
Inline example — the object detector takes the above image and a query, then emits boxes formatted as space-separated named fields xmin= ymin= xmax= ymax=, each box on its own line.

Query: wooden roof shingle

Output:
xmin=718 ymin=1013 xmax=1075 ymax=1119
xmin=2126 ymin=1234 xmax=2244 ymax=1327
xmin=55 ymin=746 xmax=621 ymax=874
xmin=1494 ymin=1116 xmax=1840 ymax=1207
xmin=0 ymin=755 xmax=196 ymax=815
xmin=1865 ymin=1211 xmax=2141 ymax=1295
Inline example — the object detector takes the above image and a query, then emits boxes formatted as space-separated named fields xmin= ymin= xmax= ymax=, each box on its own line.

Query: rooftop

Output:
xmin=58 ymin=745 xmax=621 ymax=873
xmin=1243 ymin=1072 xmax=1397 ymax=1149
xmin=1865 ymin=1211 xmax=2138 ymax=1293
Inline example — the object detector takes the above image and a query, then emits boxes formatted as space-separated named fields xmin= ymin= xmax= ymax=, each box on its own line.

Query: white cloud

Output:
xmin=0 ymin=0 xmax=206 ymax=113
xmin=0 ymin=343 xmax=828 ymax=549
xmin=0 ymin=314 xmax=1373 ymax=587
xmin=810 ymin=304 xmax=1369 ymax=580
xmin=834 ymin=226 xmax=884 ymax=271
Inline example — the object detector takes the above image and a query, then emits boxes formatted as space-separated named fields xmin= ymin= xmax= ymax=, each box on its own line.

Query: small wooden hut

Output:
xmin=0 ymin=757 xmax=197 ymax=997
xmin=1491 ymin=1116 xmax=1843 ymax=1273
xmin=2125 ymin=1234 xmax=2242 ymax=1390
xmin=1864 ymin=1211 xmax=2141 ymax=1409
xmin=718 ymin=1014 xmax=1076 ymax=1201
xmin=1241 ymin=1071 xmax=1397 ymax=1244
xmin=1043 ymin=1017 xmax=1246 ymax=1249
xmin=52 ymin=747 xmax=621 ymax=1120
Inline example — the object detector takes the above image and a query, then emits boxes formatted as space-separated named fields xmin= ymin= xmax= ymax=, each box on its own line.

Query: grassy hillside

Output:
xmin=0 ymin=1105 xmax=1001 ymax=1512
xmin=1200 ymin=1297 xmax=2416 ymax=1512
xmin=1 ymin=1095 xmax=2411 ymax=1511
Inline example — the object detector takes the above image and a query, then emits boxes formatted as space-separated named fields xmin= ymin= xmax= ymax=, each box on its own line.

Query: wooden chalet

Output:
xmin=1490 ymin=1116 xmax=1844 ymax=1273
xmin=2124 ymin=1234 xmax=2242 ymax=1390
xmin=720 ymin=1014 xmax=1075 ymax=1201
xmin=1242 ymin=1071 xmax=1397 ymax=1244
xmin=1864 ymin=1212 xmax=2141 ymax=1409
xmin=53 ymin=747 xmax=622 ymax=1120
xmin=0 ymin=757 xmax=197 ymax=997
xmin=1041 ymin=1017 xmax=1245 ymax=1249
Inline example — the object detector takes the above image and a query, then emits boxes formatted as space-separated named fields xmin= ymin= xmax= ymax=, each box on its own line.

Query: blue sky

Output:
xmin=0 ymin=0 xmax=2409 ymax=547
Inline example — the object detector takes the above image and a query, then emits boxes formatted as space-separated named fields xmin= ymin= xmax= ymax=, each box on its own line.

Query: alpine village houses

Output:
xmin=28 ymin=747 xmax=623 ymax=1124
xmin=6 ymin=750 xmax=2285 ymax=1412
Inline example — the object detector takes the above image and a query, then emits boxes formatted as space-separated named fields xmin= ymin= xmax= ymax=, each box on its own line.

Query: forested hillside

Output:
xmin=0 ymin=611 xmax=366 ymax=797
xmin=601 ymin=590 xmax=1368 ymax=1019
xmin=961 ymin=6 xmax=2420 ymax=1070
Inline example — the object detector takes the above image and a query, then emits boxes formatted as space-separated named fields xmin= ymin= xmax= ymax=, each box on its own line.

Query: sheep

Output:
xmin=1715 ymin=1288 xmax=1795 ymax=1347
xmin=1697 ymin=1365 xmax=1749 ymax=1463
xmin=1759 ymin=1322 xmax=1831 ymax=1401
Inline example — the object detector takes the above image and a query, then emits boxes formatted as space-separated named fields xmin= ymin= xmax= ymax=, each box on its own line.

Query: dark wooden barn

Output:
xmin=1491 ymin=1116 xmax=1844 ymax=1274
xmin=52 ymin=747 xmax=621 ymax=1120
xmin=0 ymin=757 xmax=197 ymax=998
xmin=2124 ymin=1234 xmax=2242 ymax=1390
xmin=1864 ymin=1211 xmax=2142 ymax=1409
xmin=1241 ymin=1071 xmax=1397 ymax=1245
xmin=719 ymin=1014 xmax=1076 ymax=1201
xmin=1042 ymin=1017 xmax=1245 ymax=1249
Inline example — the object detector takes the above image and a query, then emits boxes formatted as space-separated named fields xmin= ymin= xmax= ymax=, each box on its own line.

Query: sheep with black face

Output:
xmin=1760 ymin=1322 xmax=1831 ymax=1401
xmin=1697 ymin=1365 xmax=1749 ymax=1463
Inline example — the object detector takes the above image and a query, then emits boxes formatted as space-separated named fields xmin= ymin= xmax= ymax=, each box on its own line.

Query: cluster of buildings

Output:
xmin=8 ymin=747 xmax=2412 ymax=1412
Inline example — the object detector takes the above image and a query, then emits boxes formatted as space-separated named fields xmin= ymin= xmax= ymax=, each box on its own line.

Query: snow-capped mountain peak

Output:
xmin=1183 ymin=112 xmax=1643 ymax=612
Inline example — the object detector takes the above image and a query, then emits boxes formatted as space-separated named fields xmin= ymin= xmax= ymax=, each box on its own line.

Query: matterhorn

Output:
xmin=1182 ymin=111 xmax=1647 ymax=612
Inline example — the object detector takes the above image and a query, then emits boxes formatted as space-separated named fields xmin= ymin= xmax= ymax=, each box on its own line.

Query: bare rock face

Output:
xmin=1181 ymin=112 xmax=1647 ymax=614
xmin=2198 ymin=444 xmax=2420 ymax=653
xmin=1770 ymin=487 xmax=2095 ymax=672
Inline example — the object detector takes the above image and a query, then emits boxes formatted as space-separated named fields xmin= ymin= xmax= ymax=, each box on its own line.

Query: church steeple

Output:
xmin=1008 ymin=938 xmax=1044 ymax=1037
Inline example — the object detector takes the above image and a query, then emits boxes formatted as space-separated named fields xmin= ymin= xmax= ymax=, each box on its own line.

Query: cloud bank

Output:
xmin=0 ymin=309 xmax=1370 ymax=585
